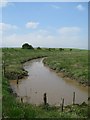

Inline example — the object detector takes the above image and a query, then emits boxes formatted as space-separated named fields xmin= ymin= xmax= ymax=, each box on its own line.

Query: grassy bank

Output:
xmin=2 ymin=48 xmax=89 ymax=118
xmin=2 ymin=48 xmax=49 ymax=80
xmin=43 ymin=49 xmax=88 ymax=86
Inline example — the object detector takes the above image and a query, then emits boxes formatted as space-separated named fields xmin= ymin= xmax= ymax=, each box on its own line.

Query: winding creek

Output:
xmin=10 ymin=58 xmax=88 ymax=106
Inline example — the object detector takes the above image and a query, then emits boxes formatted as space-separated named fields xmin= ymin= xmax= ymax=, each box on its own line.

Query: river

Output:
xmin=10 ymin=58 xmax=88 ymax=106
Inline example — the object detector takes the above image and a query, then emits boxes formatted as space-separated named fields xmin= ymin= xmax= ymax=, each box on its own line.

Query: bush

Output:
xmin=59 ymin=48 xmax=64 ymax=51
xmin=22 ymin=43 xmax=34 ymax=49
xmin=37 ymin=47 xmax=41 ymax=50
xmin=70 ymin=49 xmax=72 ymax=51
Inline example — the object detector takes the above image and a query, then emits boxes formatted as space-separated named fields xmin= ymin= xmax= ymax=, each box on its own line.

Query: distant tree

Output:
xmin=70 ymin=49 xmax=72 ymax=51
xmin=59 ymin=48 xmax=63 ymax=51
xmin=37 ymin=47 xmax=41 ymax=50
xmin=48 ymin=48 xmax=51 ymax=51
xmin=59 ymin=48 xmax=64 ymax=51
xmin=22 ymin=43 xmax=34 ymax=49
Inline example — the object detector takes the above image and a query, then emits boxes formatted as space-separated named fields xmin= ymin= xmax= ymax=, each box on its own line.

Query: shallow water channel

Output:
xmin=10 ymin=58 xmax=88 ymax=106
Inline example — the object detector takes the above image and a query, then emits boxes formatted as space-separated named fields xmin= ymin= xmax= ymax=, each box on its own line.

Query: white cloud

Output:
xmin=2 ymin=32 xmax=56 ymax=48
xmin=76 ymin=4 xmax=85 ymax=11
xmin=57 ymin=27 xmax=84 ymax=48
xmin=0 ymin=0 xmax=9 ymax=7
xmin=0 ymin=23 xmax=18 ymax=47
xmin=51 ymin=5 xmax=60 ymax=9
xmin=58 ymin=27 xmax=81 ymax=35
xmin=26 ymin=21 xmax=39 ymax=29
xmin=2 ymin=27 xmax=88 ymax=49
xmin=0 ymin=23 xmax=18 ymax=31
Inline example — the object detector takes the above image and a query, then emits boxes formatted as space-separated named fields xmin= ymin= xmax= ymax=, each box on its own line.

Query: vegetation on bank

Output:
xmin=2 ymin=48 xmax=88 ymax=86
xmin=43 ymin=49 xmax=88 ymax=86
xmin=2 ymin=48 xmax=89 ymax=118
xmin=2 ymin=48 xmax=48 ymax=80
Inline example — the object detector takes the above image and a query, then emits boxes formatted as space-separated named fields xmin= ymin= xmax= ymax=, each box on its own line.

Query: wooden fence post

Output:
xmin=17 ymin=80 xmax=18 ymax=84
xmin=21 ymin=97 xmax=23 ymax=103
xmin=73 ymin=92 xmax=75 ymax=105
xmin=16 ymin=75 xmax=19 ymax=85
xmin=43 ymin=93 xmax=47 ymax=105
xmin=3 ymin=60 xmax=5 ymax=76
xmin=61 ymin=98 xmax=64 ymax=112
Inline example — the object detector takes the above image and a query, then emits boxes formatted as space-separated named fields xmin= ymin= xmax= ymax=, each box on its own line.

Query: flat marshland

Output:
xmin=2 ymin=48 xmax=89 ymax=118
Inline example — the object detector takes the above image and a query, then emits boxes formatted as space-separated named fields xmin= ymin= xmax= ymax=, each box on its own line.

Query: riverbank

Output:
xmin=2 ymin=48 xmax=89 ymax=118
xmin=43 ymin=50 xmax=88 ymax=86
xmin=2 ymin=48 xmax=48 ymax=80
xmin=10 ymin=58 xmax=88 ymax=106
xmin=2 ymin=76 xmax=88 ymax=118
xmin=3 ymin=48 xmax=88 ymax=86
xmin=43 ymin=60 xmax=88 ymax=89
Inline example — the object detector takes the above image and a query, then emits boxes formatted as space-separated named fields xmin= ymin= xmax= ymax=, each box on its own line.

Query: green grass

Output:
xmin=2 ymin=48 xmax=89 ymax=118
xmin=43 ymin=49 xmax=88 ymax=86
xmin=2 ymin=48 xmax=49 ymax=79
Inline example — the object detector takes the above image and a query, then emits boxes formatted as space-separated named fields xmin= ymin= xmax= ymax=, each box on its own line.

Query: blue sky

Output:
xmin=0 ymin=2 xmax=88 ymax=49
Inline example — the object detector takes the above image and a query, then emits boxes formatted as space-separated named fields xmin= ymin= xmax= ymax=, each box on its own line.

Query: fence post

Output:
xmin=61 ymin=98 xmax=64 ymax=112
xmin=73 ymin=92 xmax=75 ymax=105
xmin=21 ymin=97 xmax=23 ymax=103
xmin=16 ymin=75 xmax=19 ymax=84
xmin=43 ymin=93 xmax=47 ymax=105
xmin=17 ymin=80 xmax=18 ymax=84
xmin=3 ymin=60 xmax=5 ymax=76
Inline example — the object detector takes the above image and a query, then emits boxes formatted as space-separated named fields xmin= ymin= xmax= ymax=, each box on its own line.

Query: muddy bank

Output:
xmin=43 ymin=58 xmax=89 ymax=87
xmin=5 ymin=56 xmax=46 ymax=80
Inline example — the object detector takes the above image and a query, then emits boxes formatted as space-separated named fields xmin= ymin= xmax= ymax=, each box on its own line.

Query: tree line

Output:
xmin=22 ymin=43 xmax=72 ymax=51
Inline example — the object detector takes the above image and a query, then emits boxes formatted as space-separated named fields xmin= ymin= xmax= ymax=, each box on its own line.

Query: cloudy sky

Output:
xmin=0 ymin=1 xmax=88 ymax=49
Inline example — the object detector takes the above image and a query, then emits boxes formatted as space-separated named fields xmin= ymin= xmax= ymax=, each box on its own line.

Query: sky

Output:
xmin=0 ymin=1 xmax=88 ymax=49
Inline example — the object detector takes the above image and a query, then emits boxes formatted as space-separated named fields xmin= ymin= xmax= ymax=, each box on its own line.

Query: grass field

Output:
xmin=43 ymin=49 xmax=88 ymax=86
xmin=2 ymin=48 xmax=89 ymax=118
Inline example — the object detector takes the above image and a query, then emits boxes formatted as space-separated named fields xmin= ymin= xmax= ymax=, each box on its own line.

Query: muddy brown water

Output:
xmin=10 ymin=58 xmax=88 ymax=106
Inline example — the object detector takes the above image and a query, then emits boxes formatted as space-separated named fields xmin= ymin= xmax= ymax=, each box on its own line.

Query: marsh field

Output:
xmin=2 ymin=48 xmax=89 ymax=118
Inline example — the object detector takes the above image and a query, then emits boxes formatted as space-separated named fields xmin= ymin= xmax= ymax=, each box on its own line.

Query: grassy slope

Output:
xmin=2 ymin=48 xmax=49 ymax=79
xmin=43 ymin=49 xmax=88 ymax=86
xmin=2 ymin=48 xmax=89 ymax=118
